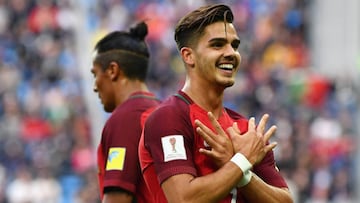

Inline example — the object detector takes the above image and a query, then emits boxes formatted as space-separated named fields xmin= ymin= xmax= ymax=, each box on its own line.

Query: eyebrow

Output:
xmin=208 ymin=37 xmax=241 ymax=45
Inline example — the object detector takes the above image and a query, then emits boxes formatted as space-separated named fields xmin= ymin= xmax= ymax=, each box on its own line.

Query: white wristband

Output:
xmin=230 ymin=153 xmax=252 ymax=173
xmin=230 ymin=153 xmax=253 ymax=187
xmin=237 ymin=170 xmax=252 ymax=187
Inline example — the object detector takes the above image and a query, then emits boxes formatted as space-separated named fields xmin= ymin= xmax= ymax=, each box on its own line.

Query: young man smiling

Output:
xmin=139 ymin=4 xmax=293 ymax=203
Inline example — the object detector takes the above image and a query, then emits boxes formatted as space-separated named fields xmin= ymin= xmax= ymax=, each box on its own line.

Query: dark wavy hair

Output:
xmin=174 ymin=4 xmax=234 ymax=50
xmin=93 ymin=22 xmax=150 ymax=81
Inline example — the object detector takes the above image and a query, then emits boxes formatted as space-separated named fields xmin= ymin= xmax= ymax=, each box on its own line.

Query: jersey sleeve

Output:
xmin=100 ymin=108 xmax=143 ymax=194
xmin=253 ymin=150 xmax=289 ymax=188
xmin=143 ymin=102 xmax=197 ymax=184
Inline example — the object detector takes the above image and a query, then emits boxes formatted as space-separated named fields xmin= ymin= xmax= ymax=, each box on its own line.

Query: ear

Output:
xmin=180 ymin=47 xmax=195 ymax=67
xmin=106 ymin=62 xmax=123 ymax=81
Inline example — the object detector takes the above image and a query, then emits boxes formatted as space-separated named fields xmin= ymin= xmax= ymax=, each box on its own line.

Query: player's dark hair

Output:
xmin=174 ymin=4 xmax=234 ymax=50
xmin=94 ymin=22 xmax=150 ymax=81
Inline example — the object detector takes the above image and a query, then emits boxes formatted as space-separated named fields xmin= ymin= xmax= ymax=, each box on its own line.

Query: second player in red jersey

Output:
xmin=92 ymin=22 xmax=160 ymax=203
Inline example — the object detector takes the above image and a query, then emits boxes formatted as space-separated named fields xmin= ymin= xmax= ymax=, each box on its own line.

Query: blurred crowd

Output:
xmin=0 ymin=0 xmax=358 ymax=203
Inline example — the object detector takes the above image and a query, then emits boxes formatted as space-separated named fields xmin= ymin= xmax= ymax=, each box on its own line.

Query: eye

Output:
xmin=211 ymin=41 xmax=225 ymax=49
xmin=91 ymin=71 xmax=97 ymax=79
xmin=231 ymin=41 xmax=240 ymax=50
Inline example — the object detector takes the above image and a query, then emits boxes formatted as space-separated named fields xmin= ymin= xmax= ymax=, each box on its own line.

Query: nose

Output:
xmin=223 ymin=46 xmax=239 ymax=62
xmin=93 ymin=83 xmax=98 ymax=92
xmin=223 ymin=44 xmax=237 ymax=58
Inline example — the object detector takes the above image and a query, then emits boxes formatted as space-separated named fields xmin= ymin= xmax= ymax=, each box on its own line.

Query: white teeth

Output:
xmin=218 ymin=64 xmax=233 ymax=70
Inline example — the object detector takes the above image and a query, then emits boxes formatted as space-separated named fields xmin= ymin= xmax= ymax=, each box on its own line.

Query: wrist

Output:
xmin=230 ymin=153 xmax=253 ymax=187
xmin=237 ymin=170 xmax=252 ymax=187
xmin=230 ymin=153 xmax=252 ymax=173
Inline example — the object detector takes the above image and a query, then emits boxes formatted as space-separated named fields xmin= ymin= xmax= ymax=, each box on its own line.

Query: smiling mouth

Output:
xmin=218 ymin=64 xmax=234 ymax=71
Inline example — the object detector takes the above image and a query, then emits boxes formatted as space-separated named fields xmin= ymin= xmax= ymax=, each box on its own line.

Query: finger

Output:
xmin=199 ymin=148 xmax=214 ymax=157
xmin=263 ymin=125 xmax=277 ymax=142
xmin=196 ymin=126 xmax=215 ymax=145
xmin=207 ymin=112 xmax=227 ymax=137
xmin=226 ymin=126 xmax=237 ymax=139
xmin=232 ymin=122 xmax=241 ymax=134
xmin=195 ymin=119 xmax=215 ymax=137
xmin=248 ymin=117 xmax=256 ymax=131
xmin=257 ymin=114 xmax=269 ymax=134
xmin=264 ymin=142 xmax=277 ymax=153
xmin=195 ymin=121 xmax=217 ymax=147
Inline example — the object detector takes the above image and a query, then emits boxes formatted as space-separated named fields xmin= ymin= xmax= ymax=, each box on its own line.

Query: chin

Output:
xmin=104 ymin=105 xmax=115 ymax=113
xmin=224 ymin=80 xmax=235 ymax=88
xmin=218 ymin=76 xmax=235 ymax=87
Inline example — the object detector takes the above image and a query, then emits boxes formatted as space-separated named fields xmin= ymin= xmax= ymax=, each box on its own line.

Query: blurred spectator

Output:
xmin=31 ymin=168 xmax=62 ymax=203
xmin=28 ymin=0 xmax=59 ymax=33
xmin=6 ymin=165 xmax=34 ymax=203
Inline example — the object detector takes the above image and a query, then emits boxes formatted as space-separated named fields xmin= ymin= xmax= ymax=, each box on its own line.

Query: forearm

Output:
xmin=162 ymin=161 xmax=244 ymax=203
xmin=240 ymin=173 xmax=293 ymax=203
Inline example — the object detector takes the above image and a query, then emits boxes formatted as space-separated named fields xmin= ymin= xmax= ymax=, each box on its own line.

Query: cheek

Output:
xmin=95 ymin=76 xmax=104 ymax=90
xmin=237 ymin=53 xmax=242 ymax=65
xmin=197 ymin=54 xmax=211 ymax=68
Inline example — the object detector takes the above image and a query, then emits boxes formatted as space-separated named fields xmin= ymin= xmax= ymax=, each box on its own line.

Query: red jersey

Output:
xmin=97 ymin=91 xmax=160 ymax=202
xmin=139 ymin=91 xmax=288 ymax=203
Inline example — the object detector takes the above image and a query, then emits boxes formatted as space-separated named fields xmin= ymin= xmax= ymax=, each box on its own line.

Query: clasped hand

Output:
xmin=194 ymin=113 xmax=277 ymax=167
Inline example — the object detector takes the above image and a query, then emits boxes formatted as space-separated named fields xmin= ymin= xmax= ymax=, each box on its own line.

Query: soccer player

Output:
xmin=139 ymin=4 xmax=293 ymax=203
xmin=92 ymin=22 xmax=160 ymax=203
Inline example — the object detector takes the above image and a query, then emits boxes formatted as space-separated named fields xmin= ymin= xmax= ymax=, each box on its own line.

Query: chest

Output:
xmin=188 ymin=106 xmax=246 ymax=175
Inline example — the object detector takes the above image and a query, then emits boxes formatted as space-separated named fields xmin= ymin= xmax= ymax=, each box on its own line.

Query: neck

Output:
xmin=182 ymin=80 xmax=224 ymax=118
xmin=116 ymin=80 xmax=149 ymax=106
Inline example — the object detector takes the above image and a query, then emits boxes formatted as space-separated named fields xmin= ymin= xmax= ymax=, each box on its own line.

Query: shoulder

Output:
xmin=146 ymin=95 xmax=190 ymax=124
xmin=144 ymin=95 xmax=193 ymax=137
xmin=225 ymin=107 xmax=246 ymax=120
xmin=109 ymin=94 xmax=159 ymax=121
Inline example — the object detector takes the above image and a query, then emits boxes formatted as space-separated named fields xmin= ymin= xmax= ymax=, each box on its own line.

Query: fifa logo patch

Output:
xmin=161 ymin=135 xmax=187 ymax=162
xmin=106 ymin=147 xmax=126 ymax=171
